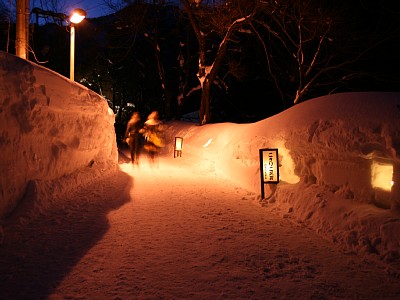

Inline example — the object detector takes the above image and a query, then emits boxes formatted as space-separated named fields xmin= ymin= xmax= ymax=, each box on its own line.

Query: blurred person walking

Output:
xmin=140 ymin=111 xmax=164 ymax=165
xmin=125 ymin=112 xmax=142 ymax=165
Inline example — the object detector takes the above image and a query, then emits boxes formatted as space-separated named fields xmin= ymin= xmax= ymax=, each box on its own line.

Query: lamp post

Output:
xmin=69 ymin=8 xmax=86 ymax=81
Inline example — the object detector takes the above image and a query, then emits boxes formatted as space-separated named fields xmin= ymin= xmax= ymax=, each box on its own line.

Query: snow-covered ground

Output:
xmin=1 ymin=51 xmax=400 ymax=298
xmin=2 ymin=155 xmax=400 ymax=299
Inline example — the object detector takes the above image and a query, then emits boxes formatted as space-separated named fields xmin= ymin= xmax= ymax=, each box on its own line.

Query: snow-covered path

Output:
xmin=1 ymin=152 xmax=400 ymax=299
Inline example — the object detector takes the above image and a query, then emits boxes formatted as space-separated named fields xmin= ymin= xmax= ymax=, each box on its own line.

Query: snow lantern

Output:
xmin=174 ymin=137 xmax=183 ymax=158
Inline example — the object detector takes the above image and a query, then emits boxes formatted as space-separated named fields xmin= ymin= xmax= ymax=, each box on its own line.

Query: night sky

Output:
xmin=61 ymin=0 xmax=180 ymax=18
xmin=68 ymin=0 xmax=113 ymax=18
xmin=30 ymin=0 xmax=113 ymax=18
xmin=28 ymin=1 xmax=181 ymax=19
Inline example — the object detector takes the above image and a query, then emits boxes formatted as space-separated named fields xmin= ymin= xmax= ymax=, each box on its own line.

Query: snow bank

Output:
xmin=0 ymin=52 xmax=118 ymax=220
xmin=163 ymin=93 xmax=400 ymax=263
xmin=1 ymin=48 xmax=399 ymax=265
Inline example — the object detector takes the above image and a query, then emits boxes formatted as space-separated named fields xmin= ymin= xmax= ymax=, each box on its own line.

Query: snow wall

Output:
xmin=164 ymin=92 xmax=400 ymax=263
xmin=0 ymin=52 xmax=118 ymax=220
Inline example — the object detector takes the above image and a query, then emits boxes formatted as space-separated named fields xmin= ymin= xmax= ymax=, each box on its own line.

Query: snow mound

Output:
xmin=1 ymin=49 xmax=399 ymax=266
xmin=0 ymin=52 xmax=118 ymax=220
xmin=163 ymin=92 xmax=400 ymax=264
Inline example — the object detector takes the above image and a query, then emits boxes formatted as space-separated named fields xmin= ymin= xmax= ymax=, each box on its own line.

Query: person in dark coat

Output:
xmin=124 ymin=112 xmax=142 ymax=164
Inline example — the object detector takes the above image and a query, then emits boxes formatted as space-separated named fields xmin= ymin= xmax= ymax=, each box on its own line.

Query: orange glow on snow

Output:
xmin=203 ymin=138 xmax=212 ymax=148
xmin=276 ymin=141 xmax=300 ymax=184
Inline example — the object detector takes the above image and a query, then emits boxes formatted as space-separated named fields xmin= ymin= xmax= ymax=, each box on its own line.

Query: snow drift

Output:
xmin=1 ymin=49 xmax=399 ymax=265
xmin=163 ymin=93 xmax=400 ymax=263
xmin=0 ymin=52 xmax=118 ymax=220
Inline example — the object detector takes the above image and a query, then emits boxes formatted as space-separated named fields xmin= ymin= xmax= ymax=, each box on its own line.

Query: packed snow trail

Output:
xmin=1 ymin=152 xmax=400 ymax=299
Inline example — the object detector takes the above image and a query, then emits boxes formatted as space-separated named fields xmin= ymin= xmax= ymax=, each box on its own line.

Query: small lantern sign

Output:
xmin=259 ymin=148 xmax=279 ymax=199
xmin=174 ymin=137 xmax=183 ymax=158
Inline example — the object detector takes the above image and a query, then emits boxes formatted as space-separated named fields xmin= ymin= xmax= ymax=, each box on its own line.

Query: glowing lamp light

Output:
xmin=174 ymin=137 xmax=183 ymax=158
xmin=70 ymin=8 xmax=87 ymax=24
xmin=259 ymin=148 xmax=279 ymax=199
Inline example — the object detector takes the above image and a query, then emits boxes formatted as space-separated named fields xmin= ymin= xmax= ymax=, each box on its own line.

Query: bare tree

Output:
xmin=101 ymin=0 xmax=178 ymax=118
xmin=182 ymin=0 xmax=257 ymax=124
xmin=31 ymin=0 xmax=68 ymax=24
xmin=181 ymin=0 xmax=400 ymax=123
xmin=0 ymin=0 xmax=12 ymax=53
xmin=36 ymin=0 xmax=67 ymax=14
xmin=0 ymin=0 xmax=10 ymax=22
xmin=253 ymin=0 xmax=400 ymax=105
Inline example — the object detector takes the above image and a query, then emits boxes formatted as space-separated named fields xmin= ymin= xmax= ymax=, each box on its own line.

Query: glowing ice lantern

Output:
xmin=371 ymin=160 xmax=393 ymax=192
xmin=259 ymin=148 xmax=279 ymax=199
xmin=174 ymin=137 xmax=183 ymax=158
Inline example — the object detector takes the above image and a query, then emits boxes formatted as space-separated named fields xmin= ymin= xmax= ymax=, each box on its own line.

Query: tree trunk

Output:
xmin=199 ymin=78 xmax=211 ymax=124
xmin=16 ymin=0 xmax=28 ymax=59
xmin=153 ymin=41 xmax=171 ymax=118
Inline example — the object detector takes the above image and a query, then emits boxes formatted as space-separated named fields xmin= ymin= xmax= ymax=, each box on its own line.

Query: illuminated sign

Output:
xmin=174 ymin=137 xmax=183 ymax=158
xmin=259 ymin=148 xmax=279 ymax=199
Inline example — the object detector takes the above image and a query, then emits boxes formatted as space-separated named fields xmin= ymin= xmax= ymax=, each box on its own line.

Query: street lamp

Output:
xmin=69 ymin=8 xmax=86 ymax=81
